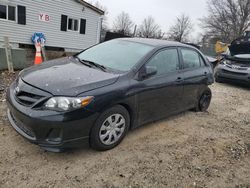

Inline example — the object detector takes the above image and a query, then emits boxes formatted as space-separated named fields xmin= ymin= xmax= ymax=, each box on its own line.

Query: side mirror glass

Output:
xmin=139 ymin=66 xmax=157 ymax=80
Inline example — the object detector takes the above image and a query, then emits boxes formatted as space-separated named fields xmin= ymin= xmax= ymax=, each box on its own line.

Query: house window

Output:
xmin=0 ymin=4 xmax=16 ymax=21
xmin=0 ymin=5 xmax=7 ymax=19
xmin=8 ymin=6 xmax=16 ymax=21
xmin=68 ymin=18 xmax=79 ymax=31
xmin=61 ymin=15 xmax=86 ymax=34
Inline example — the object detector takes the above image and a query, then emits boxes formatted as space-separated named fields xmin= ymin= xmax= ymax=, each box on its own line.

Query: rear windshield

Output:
xmin=77 ymin=40 xmax=154 ymax=71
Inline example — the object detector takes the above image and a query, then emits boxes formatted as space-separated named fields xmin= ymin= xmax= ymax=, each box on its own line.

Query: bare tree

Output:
xmin=201 ymin=0 xmax=250 ymax=43
xmin=167 ymin=14 xmax=193 ymax=42
xmin=138 ymin=16 xmax=164 ymax=39
xmin=113 ymin=12 xmax=134 ymax=35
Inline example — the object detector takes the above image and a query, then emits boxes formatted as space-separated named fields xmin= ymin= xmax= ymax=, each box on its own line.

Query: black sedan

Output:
xmin=7 ymin=38 xmax=214 ymax=152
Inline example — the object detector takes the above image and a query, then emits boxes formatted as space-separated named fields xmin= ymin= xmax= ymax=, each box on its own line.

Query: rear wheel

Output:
xmin=215 ymin=76 xmax=223 ymax=83
xmin=90 ymin=105 xmax=130 ymax=151
xmin=195 ymin=88 xmax=212 ymax=112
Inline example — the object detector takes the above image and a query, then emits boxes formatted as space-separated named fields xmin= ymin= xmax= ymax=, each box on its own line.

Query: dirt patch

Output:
xmin=0 ymin=71 xmax=18 ymax=102
xmin=0 ymin=75 xmax=249 ymax=187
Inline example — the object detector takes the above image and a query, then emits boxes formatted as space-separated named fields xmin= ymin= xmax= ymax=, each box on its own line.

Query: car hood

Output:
xmin=229 ymin=36 xmax=250 ymax=56
xmin=20 ymin=57 xmax=120 ymax=96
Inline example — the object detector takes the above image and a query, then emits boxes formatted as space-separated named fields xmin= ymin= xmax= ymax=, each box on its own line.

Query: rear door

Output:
xmin=179 ymin=48 xmax=210 ymax=109
xmin=136 ymin=48 xmax=184 ymax=125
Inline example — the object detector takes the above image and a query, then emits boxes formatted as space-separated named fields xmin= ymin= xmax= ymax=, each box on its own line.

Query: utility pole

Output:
xmin=133 ymin=25 xmax=137 ymax=37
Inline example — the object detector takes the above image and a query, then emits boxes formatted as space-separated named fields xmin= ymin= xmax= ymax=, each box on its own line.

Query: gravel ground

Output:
xmin=0 ymin=72 xmax=249 ymax=188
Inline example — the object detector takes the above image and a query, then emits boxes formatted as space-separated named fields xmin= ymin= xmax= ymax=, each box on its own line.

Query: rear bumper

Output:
xmin=6 ymin=83 xmax=99 ymax=152
xmin=215 ymin=65 xmax=250 ymax=85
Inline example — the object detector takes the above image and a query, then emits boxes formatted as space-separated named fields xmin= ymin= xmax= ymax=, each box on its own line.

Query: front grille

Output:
xmin=10 ymin=112 xmax=35 ymax=138
xmin=222 ymin=69 xmax=248 ymax=76
xmin=225 ymin=64 xmax=248 ymax=71
xmin=15 ymin=91 xmax=44 ymax=106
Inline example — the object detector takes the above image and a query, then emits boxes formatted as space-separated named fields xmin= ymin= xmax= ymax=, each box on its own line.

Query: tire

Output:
xmin=214 ymin=73 xmax=223 ymax=83
xmin=90 ymin=105 xmax=130 ymax=151
xmin=194 ymin=88 xmax=212 ymax=112
xmin=215 ymin=76 xmax=222 ymax=83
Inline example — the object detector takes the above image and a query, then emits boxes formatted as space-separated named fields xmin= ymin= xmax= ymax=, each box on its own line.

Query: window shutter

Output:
xmin=80 ymin=19 xmax=86 ymax=34
xmin=17 ymin=5 xmax=26 ymax=25
xmin=61 ymin=15 xmax=68 ymax=31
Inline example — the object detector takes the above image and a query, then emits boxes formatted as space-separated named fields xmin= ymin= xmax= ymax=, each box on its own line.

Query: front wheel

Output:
xmin=90 ymin=105 xmax=130 ymax=151
xmin=195 ymin=88 xmax=212 ymax=112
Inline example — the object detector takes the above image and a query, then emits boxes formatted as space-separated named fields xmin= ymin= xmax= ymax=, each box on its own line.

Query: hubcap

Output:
xmin=99 ymin=114 xmax=126 ymax=145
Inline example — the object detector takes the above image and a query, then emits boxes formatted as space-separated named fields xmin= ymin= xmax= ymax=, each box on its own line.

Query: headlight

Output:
xmin=44 ymin=96 xmax=94 ymax=111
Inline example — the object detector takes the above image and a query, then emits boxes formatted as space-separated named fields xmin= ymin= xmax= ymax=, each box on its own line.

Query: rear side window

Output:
xmin=199 ymin=56 xmax=206 ymax=66
xmin=181 ymin=49 xmax=202 ymax=69
xmin=147 ymin=48 xmax=180 ymax=76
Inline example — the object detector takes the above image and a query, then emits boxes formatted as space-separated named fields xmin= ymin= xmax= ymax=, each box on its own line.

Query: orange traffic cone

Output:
xmin=34 ymin=43 xmax=43 ymax=65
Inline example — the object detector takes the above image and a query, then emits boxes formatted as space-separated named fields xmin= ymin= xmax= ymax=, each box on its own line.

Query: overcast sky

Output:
xmin=93 ymin=0 xmax=209 ymax=40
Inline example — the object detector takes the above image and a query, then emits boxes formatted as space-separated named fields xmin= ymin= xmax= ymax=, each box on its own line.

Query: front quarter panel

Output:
xmin=78 ymin=75 xmax=138 ymax=127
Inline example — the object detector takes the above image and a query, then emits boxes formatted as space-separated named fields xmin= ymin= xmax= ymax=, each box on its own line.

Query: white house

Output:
xmin=0 ymin=0 xmax=104 ymax=51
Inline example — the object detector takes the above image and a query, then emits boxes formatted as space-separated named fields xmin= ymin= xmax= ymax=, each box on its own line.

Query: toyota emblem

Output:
xmin=15 ymin=86 xmax=20 ymax=94
xmin=232 ymin=65 xmax=240 ymax=69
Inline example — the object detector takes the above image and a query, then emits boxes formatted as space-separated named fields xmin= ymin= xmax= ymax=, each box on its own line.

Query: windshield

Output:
xmin=77 ymin=40 xmax=154 ymax=71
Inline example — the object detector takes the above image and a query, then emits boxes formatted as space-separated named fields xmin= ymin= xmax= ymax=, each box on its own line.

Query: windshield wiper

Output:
xmin=75 ymin=56 xmax=107 ymax=72
xmin=75 ymin=56 xmax=92 ymax=67
xmin=81 ymin=59 xmax=107 ymax=72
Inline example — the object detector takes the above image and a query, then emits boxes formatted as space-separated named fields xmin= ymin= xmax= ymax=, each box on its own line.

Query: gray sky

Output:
xmin=93 ymin=0 xmax=209 ymax=40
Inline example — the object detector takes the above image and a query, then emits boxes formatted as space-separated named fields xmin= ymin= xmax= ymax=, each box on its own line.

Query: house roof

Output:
xmin=75 ymin=0 xmax=105 ymax=15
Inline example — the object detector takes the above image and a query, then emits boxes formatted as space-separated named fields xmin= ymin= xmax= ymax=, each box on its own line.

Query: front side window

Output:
xmin=181 ymin=49 xmax=201 ymax=69
xmin=146 ymin=49 xmax=180 ymax=76
xmin=0 ymin=5 xmax=7 ymax=19
xmin=68 ymin=18 xmax=79 ymax=31
xmin=77 ymin=40 xmax=154 ymax=71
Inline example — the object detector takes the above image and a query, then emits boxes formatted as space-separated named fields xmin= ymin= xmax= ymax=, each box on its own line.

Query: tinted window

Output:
xmin=147 ymin=49 xmax=179 ymax=76
xmin=181 ymin=49 xmax=201 ymax=69
xmin=0 ymin=5 xmax=7 ymax=19
xmin=77 ymin=40 xmax=154 ymax=71
xmin=8 ymin=6 xmax=16 ymax=21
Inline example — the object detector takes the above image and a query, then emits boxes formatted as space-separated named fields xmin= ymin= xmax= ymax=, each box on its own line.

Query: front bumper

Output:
xmin=6 ymin=83 xmax=99 ymax=152
xmin=215 ymin=65 xmax=250 ymax=85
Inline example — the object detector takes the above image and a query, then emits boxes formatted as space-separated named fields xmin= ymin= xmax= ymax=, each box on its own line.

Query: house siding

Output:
xmin=0 ymin=0 xmax=102 ymax=51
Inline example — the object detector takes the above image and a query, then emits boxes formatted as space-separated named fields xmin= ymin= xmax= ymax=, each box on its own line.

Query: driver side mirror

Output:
xmin=138 ymin=66 xmax=157 ymax=80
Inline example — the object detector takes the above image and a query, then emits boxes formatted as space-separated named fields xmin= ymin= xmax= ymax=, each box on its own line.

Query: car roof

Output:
xmin=118 ymin=37 xmax=193 ymax=48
